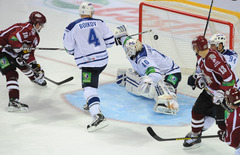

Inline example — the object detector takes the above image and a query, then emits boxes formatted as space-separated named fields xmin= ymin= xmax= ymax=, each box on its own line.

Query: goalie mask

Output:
xmin=225 ymin=88 xmax=240 ymax=111
xmin=209 ymin=33 xmax=226 ymax=50
xmin=79 ymin=2 xmax=94 ymax=16
xmin=124 ymin=39 xmax=143 ymax=58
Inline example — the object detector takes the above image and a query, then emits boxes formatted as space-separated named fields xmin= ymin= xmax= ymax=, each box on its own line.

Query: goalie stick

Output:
xmin=128 ymin=29 xmax=152 ymax=37
xmin=23 ymin=62 xmax=74 ymax=85
xmin=147 ymin=126 xmax=218 ymax=141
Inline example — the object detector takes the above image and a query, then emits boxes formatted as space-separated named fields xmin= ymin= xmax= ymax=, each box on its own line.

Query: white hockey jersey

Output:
xmin=121 ymin=37 xmax=181 ymax=84
xmin=63 ymin=17 xmax=114 ymax=68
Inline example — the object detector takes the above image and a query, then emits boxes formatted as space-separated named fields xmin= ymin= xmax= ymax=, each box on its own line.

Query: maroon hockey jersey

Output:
xmin=0 ymin=22 xmax=40 ymax=63
xmin=197 ymin=48 xmax=236 ymax=91
xmin=225 ymin=107 xmax=240 ymax=148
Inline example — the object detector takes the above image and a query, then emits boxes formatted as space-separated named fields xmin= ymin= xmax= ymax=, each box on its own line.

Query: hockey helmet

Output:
xmin=192 ymin=35 xmax=208 ymax=51
xmin=225 ymin=88 xmax=240 ymax=110
xmin=79 ymin=2 xmax=94 ymax=16
xmin=29 ymin=11 xmax=46 ymax=25
xmin=124 ymin=38 xmax=142 ymax=58
xmin=209 ymin=33 xmax=226 ymax=48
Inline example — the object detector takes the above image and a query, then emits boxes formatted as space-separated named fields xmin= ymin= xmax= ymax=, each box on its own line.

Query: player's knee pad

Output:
xmin=83 ymin=87 xmax=98 ymax=102
xmin=125 ymin=68 xmax=141 ymax=96
xmin=202 ymin=116 xmax=215 ymax=131
xmin=6 ymin=70 xmax=19 ymax=81
xmin=116 ymin=68 xmax=127 ymax=86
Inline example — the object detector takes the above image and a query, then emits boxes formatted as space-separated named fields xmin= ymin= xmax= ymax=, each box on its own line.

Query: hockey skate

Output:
xmin=32 ymin=78 xmax=47 ymax=86
xmin=183 ymin=131 xmax=202 ymax=149
xmin=82 ymin=103 xmax=90 ymax=114
xmin=8 ymin=99 xmax=29 ymax=112
xmin=87 ymin=113 xmax=108 ymax=132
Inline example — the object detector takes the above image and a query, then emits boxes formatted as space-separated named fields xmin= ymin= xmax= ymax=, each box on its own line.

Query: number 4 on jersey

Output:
xmin=88 ymin=28 xmax=100 ymax=47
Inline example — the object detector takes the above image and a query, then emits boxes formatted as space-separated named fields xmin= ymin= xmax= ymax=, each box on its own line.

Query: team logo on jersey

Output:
xmin=10 ymin=36 xmax=18 ymax=41
xmin=167 ymin=75 xmax=177 ymax=85
xmin=22 ymin=32 xmax=29 ymax=39
xmin=82 ymin=72 xmax=91 ymax=83
xmin=0 ymin=57 xmax=10 ymax=69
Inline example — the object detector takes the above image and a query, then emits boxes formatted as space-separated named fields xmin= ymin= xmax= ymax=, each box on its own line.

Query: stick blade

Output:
xmin=58 ymin=76 xmax=74 ymax=85
xmin=147 ymin=126 xmax=164 ymax=141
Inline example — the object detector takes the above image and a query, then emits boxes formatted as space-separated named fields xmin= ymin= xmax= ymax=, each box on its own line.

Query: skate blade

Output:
xmin=8 ymin=107 xmax=29 ymax=112
xmin=183 ymin=143 xmax=201 ymax=150
xmin=87 ymin=121 xmax=109 ymax=132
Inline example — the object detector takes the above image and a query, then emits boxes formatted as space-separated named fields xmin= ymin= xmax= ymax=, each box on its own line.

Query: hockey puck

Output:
xmin=154 ymin=35 xmax=158 ymax=40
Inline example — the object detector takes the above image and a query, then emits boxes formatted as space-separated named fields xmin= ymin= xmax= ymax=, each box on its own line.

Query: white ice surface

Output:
xmin=0 ymin=0 xmax=238 ymax=155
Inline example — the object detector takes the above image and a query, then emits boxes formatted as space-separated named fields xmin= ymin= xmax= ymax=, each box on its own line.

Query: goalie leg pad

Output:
xmin=116 ymin=68 xmax=127 ymax=86
xmin=154 ymin=95 xmax=179 ymax=115
xmin=125 ymin=68 xmax=141 ymax=96
xmin=153 ymin=81 xmax=179 ymax=115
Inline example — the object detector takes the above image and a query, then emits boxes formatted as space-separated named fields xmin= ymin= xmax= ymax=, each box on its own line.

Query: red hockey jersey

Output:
xmin=197 ymin=48 xmax=236 ymax=91
xmin=225 ymin=107 xmax=240 ymax=148
xmin=0 ymin=22 xmax=39 ymax=63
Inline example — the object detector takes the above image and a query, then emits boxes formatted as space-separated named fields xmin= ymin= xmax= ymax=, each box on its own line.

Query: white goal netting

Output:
xmin=139 ymin=1 xmax=240 ymax=77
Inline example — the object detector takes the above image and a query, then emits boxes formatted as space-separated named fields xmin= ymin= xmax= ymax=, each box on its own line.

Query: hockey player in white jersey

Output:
xmin=63 ymin=2 xmax=114 ymax=132
xmin=115 ymin=25 xmax=182 ymax=115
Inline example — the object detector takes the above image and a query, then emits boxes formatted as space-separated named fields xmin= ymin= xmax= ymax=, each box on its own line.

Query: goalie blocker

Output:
xmin=116 ymin=68 xmax=180 ymax=115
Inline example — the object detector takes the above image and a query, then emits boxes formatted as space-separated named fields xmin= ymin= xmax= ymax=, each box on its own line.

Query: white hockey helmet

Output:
xmin=124 ymin=38 xmax=142 ymax=58
xmin=79 ymin=2 xmax=94 ymax=16
xmin=209 ymin=33 xmax=226 ymax=48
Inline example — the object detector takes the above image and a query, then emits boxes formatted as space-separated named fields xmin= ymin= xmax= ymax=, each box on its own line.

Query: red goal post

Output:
xmin=139 ymin=1 xmax=238 ymax=74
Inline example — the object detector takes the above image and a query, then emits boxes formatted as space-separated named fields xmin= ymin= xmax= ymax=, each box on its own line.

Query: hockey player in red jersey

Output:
xmin=183 ymin=35 xmax=237 ymax=149
xmin=218 ymin=88 xmax=240 ymax=155
xmin=0 ymin=11 xmax=47 ymax=112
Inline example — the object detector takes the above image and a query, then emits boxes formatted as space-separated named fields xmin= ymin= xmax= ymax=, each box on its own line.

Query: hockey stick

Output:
xmin=129 ymin=29 xmax=152 ymax=37
xmin=44 ymin=76 xmax=74 ymax=85
xmin=191 ymin=0 xmax=214 ymax=88
xmin=203 ymin=0 xmax=214 ymax=37
xmin=0 ymin=45 xmax=65 ymax=51
xmin=147 ymin=127 xmax=218 ymax=142
xmin=23 ymin=62 xmax=74 ymax=85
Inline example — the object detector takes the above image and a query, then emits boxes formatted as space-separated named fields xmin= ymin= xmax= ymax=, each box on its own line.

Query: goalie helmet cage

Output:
xmin=139 ymin=1 xmax=240 ymax=76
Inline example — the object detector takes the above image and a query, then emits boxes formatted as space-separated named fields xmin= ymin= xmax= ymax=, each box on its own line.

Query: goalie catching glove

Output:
xmin=114 ymin=25 xmax=128 ymax=46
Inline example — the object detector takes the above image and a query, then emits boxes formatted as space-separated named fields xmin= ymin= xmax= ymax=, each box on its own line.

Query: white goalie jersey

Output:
xmin=116 ymin=37 xmax=181 ymax=115
xmin=63 ymin=17 xmax=114 ymax=68
xmin=121 ymin=36 xmax=181 ymax=85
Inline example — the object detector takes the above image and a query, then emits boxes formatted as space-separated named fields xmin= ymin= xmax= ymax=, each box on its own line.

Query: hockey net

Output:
xmin=139 ymin=1 xmax=240 ymax=77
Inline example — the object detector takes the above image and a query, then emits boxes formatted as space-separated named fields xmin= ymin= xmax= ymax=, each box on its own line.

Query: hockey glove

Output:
xmin=31 ymin=63 xmax=46 ymax=86
xmin=212 ymin=90 xmax=224 ymax=105
xmin=187 ymin=74 xmax=196 ymax=90
xmin=195 ymin=73 xmax=207 ymax=89
xmin=20 ymin=44 xmax=31 ymax=54
xmin=217 ymin=130 xmax=226 ymax=142
xmin=114 ymin=25 xmax=128 ymax=46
